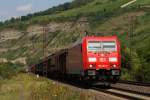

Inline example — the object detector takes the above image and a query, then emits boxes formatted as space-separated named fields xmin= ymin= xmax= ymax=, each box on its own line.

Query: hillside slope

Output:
xmin=0 ymin=0 xmax=150 ymax=82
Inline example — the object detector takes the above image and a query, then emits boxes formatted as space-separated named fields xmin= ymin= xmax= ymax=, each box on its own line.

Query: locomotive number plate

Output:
xmin=112 ymin=70 xmax=120 ymax=75
xmin=88 ymin=70 xmax=96 ymax=76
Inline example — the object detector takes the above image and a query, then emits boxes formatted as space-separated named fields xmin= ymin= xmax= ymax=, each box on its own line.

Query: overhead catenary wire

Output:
xmin=120 ymin=0 xmax=137 ymax=8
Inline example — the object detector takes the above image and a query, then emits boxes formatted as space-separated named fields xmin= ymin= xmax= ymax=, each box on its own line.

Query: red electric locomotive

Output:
xmin=81 ymin=36 xmax=121 ymax=83
xmin=30 ymin=36 xmax=121 ymax=86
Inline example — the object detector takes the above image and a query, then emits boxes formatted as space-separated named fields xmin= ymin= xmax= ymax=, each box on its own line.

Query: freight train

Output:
xmin=30 ymin=36 xmax=121 ymax=86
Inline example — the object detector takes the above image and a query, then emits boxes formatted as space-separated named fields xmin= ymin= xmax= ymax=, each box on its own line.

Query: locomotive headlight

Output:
xmin=89 ymin=64 xmax=93 ymax=68
xmin=109 ymin=57 xmax=117 ymax=62
xmin=88 ymin=57 xmax=97 ymax=62
xmin=112 ymin=64 xmax=117 ymax=68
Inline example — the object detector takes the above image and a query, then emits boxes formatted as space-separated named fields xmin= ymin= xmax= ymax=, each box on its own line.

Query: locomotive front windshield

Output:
xmin=88 ymin=41 xmax=116 ymax=52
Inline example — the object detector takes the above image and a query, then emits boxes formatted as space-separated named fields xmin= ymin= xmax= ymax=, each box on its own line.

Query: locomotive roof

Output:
xmin=83 ymin=36 xmax=118 ymax=40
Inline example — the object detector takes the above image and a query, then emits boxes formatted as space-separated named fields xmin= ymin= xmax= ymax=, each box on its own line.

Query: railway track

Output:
xmin=46 ymin=75 xmax=150 ymax=99
xmin=119 ymin=80 xmax=150 ymax=86
xmin=92 ymin=81 xmax=150 ymax=100
xmin=92 ymin=86 xmax=150 ymax=100
xmin=51 ymin=78 xmax=150 ymax=99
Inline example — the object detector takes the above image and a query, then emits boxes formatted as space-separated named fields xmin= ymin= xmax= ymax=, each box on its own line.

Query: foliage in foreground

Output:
xmin=0 ymin=73 xmax=94 ymax=100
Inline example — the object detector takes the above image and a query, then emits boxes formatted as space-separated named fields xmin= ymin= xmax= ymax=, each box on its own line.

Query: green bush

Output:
xmin=0 ymin=62 xmax=23 ymax=79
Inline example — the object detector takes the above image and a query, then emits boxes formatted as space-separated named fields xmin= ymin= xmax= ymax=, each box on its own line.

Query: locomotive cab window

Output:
xmin=88 ymin=41 xmax=116 ymax=52
xmin=88 ymin=41 xmax=101 ymax=52
xmin=102 ymin=41 xmax=116 ymax=51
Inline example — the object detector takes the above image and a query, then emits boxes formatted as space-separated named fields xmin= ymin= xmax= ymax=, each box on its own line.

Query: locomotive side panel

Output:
xmin=66 ymin=44 xmax=83 ymax=75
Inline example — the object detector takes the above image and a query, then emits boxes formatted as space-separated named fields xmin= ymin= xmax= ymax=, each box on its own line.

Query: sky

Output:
xmin=0 ymin=0 xmax=73 ymax=22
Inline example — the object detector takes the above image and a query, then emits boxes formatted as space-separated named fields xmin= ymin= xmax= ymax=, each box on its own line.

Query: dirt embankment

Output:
xmin=0 ymin=29 xmax=22 ymax=43
xmin=0 ymin=57 xmax=27 ymax=65
xmin=0 ymin=17 xmax=89 ymax=65
xmin=27 ymin=18 xmax=89 ymax=36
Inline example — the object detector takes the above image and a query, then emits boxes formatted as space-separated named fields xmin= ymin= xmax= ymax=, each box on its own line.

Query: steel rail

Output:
xmin=92 ymin=87 xmax=150 ymax=100
xmin=119 ymin=80 xmax=150 ymax=86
